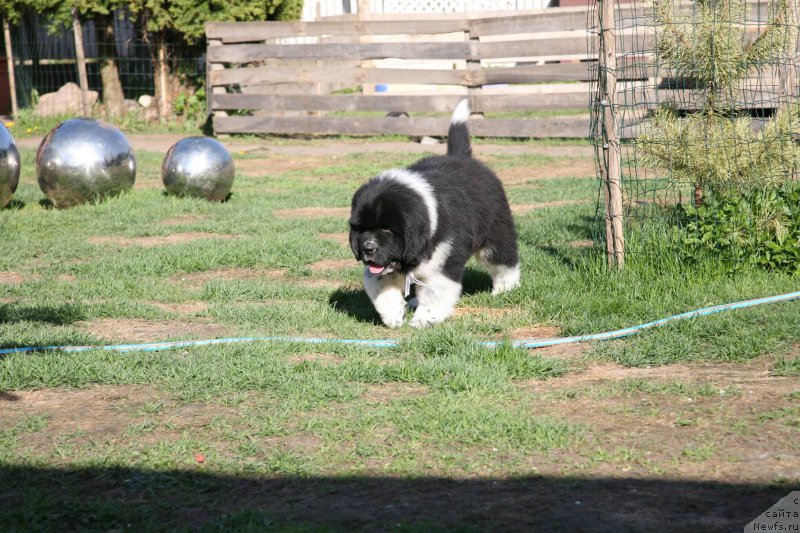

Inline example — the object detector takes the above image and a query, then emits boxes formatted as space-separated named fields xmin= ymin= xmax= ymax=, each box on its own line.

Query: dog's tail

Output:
xmin=447 ymin=98 xmax=472 ymax=159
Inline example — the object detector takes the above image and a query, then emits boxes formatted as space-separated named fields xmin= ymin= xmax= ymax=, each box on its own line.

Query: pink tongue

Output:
xmin=369 ymin=264 xmax=385 ymax=274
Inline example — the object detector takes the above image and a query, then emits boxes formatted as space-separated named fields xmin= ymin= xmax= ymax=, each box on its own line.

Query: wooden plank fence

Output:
xmin=205 ymin=2 xmax=791 ymax=138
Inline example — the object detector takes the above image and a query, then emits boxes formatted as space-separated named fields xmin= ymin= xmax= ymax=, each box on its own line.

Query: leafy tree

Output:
xmin=21 ymin=0 xmax=128 ymax=116
xmin=0 ymin=0 xmax=24 ymax=22
xmin=638 ymin=0 xmax=799 ymax=206
xmin=126 ymin=0 xmax=302 ymax=119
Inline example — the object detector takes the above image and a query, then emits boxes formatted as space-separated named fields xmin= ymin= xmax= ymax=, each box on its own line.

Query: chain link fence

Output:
xmin=5 ymin=11 xmax=204 ymax=118
xmin=591 ymin=0 xmax=800 ymax=273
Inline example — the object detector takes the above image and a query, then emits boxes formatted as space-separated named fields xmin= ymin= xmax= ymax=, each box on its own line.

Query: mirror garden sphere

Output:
xmin=0 ymin=122 xmax=21 ymax=209
xmin=36 ymin=118 xmax=136 ymax=208
xmin=162 ymin=136 xmax=235 ymax=202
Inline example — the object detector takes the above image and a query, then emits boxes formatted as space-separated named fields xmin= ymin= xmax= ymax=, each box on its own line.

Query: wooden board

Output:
xmin=213 ymin=114 xmax=590 ymax=138
xmin=206 ymin=37 xmax=596 ymax=63
xmin=209 ymin=62 xmax=596 ymax=87
xmin=210 ymin=93 xmax=591 ymax=112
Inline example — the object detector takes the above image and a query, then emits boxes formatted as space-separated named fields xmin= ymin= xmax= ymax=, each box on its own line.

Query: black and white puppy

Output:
xmin=348 ymin=99 xmax=520 ymax=328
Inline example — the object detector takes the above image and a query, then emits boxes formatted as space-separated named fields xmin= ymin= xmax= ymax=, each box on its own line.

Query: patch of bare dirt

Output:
xmin=159 ymin=214 xmax=209 ymax=226
xmin=568 ymin=239 xmax=594 ymax=248
xmin=454 ymin=306 xmax=517 ymax=319
xmin=497 ymin=160 xmax=596 ymax=185
xmin=521 ymin=355 xmax=797 ymax=396
xmin=319 ymin=233 xmax=351 ymax=247
xmin=148 ymin=301 xmax=210 ymax=315
xmin=235 ymin=156 xmax=329 ymax=177
xmin=175 ymin=267 xmax=279 ymax=284
xmin=273 ymin=207 xmax=350 ymax=219
xmin=509 ymin=325 xmax=561 ymax=339
xmin=519 ymin=356 xmax=800 ymax=485
xmin=287 ymin=353 xmax=344 ymax=365
xmin=88 ymin=232 xmax=237 ymax=248
xmin=0 ymin=271 xmax=26 ymax=284
xmin=79 ymin=318 xmax=230 ymax=343
xmin=307 ymin=259 xmax=356 ymax=272
xmin=56 ymin=274 xmax=77 ymax=282
xmin=511 ymin=200 xmax=591 ymax=215
xmin=175 ymin=267 xmax=340 ymax=289
xmin=0 ymin=385 xmax=159 ymax=451
xmin=360 ymin=383 xmax=429 ymax=403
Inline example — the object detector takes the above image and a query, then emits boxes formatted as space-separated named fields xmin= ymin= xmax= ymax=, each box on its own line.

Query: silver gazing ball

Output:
xmin=161 ymin=137 xmax=235 ymax=202
xmin=36 ymin=118 xmax=136 ymax=208
xmin=0 ymin=122 xmax=20 ymax=209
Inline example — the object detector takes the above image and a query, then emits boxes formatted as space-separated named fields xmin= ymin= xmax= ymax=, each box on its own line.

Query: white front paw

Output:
xmin=492 ymin=279 xmax=520 ymax=295
xmin=381 ymin=310 xmax=406 ymax=328
xmin=409 ymin=307 xmax=447 ymax=328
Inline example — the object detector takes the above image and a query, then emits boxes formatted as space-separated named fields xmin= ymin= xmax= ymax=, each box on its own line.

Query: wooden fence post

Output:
xmin=2 ymin=19 xmax=17 ymax=118
xmin=207 ymin=38 xmax=227 ymax=124
xmin=597 ymin=0 xmax=624 ymax=269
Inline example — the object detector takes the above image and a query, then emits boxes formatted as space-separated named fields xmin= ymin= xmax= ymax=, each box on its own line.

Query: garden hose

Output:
xmin=1 ymin=290 xmax=799 ymax=356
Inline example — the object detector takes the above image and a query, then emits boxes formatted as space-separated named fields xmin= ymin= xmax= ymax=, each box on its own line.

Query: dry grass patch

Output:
xmin=88 ymin=232 xmax=238 ymax=248
xmin=79 ymin=317 xmax=230 ymax=343
xmin=497 ymin=160 xmax=596 ymax=185
xmin=235 ymin=155 xmax=329 ymax=177
xmin=273 ymin=207 xmax=349 ymax=219
xmin=287 ymin=352 xmax=344 ymax=365
xmin=307 ymin=259 xmax=356 ymax=272
xmin=454 ymin=306 xmax=518 ymax=319
xmin=175 ymin=267 xmax=341 ymax=289
xmin=147 ymin=301 xmax=210 ymax=315
xmin=319 ymin=233 xmax=350 ymax=247
xmin=159 ymin=214 xmax=210 ymax=226
xmin=0 ymin=271 xmax=26 ymax=284
xmin=0 ymin=385 xmax=159 ymax=453
xmin=511 ymin=200 xmax=591 ymax=215
xmin=360 ymin=383 xmax=429 ymax=403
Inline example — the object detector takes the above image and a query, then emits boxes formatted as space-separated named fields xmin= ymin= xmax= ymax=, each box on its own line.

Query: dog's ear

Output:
xmin=348 ymin=225 xmax=360 ymax=260
xmin=401 ymin=207 xmax=430 ymax=262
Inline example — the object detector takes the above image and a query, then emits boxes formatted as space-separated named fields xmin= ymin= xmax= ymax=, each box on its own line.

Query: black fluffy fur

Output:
xmin=349 ymin=117 xmax=518 ymax=283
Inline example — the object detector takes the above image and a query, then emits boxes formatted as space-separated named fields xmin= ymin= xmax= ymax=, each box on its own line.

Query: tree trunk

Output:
xmin=156 ymin=33 xmax=170 ymax=121
xmin=2 ymin=19 xmax=18 ymax=117
xmin=71 ymin=9 xmax=90 ymax=116
xmin=95 ymin=12 xmax=124 ymax=117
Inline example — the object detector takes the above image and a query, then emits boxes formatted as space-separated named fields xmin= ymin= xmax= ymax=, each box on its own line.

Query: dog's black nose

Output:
xmin=362 ymin=241 xmax=377 ymax=256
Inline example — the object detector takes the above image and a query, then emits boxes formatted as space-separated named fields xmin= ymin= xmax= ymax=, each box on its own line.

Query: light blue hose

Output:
xmin=1 ymin=290 xmax=799 ymax=356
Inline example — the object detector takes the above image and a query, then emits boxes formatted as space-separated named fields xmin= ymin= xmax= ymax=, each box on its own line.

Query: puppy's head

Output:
xmin=348 ymin=177 xmax=430 ymax=276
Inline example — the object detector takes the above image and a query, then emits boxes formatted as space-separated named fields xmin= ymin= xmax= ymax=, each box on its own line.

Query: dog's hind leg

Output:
xmin=363 ymin=269 xmax=407 ymax=328
xmin=476 ymin=216 xmax=521 ymax=295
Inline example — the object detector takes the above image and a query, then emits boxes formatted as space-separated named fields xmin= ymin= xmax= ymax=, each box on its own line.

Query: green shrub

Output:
xmin=672 ymin=185 xmax=800 ymax=273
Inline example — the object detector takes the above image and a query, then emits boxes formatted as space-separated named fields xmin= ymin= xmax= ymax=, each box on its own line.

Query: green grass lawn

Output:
xmin=1 ymin=139 xmax=798 ymax=531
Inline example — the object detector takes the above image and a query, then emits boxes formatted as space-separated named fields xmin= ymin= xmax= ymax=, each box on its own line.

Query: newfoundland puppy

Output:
xmin=348 ymin=99 xmax=520 ymax=328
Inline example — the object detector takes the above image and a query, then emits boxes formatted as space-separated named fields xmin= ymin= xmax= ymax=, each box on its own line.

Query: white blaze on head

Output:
xmin=376 ymin=169 xmax=438 ymax=238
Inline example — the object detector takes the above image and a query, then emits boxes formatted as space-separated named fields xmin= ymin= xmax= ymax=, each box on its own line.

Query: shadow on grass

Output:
xmin=0 ymin=303 xmax=85 ymax=326
xmin=528 ymin=215 xmax=600 ymax=270
xmin=2 ymin=199 xmax=25 ymax=210
xmin=328 ymin=287 xmax=383 ymax=325
xmin=328 ymin=267 xmax=493 ymax=324
xmin=0 ymin=465 xmax=784 ymax=531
